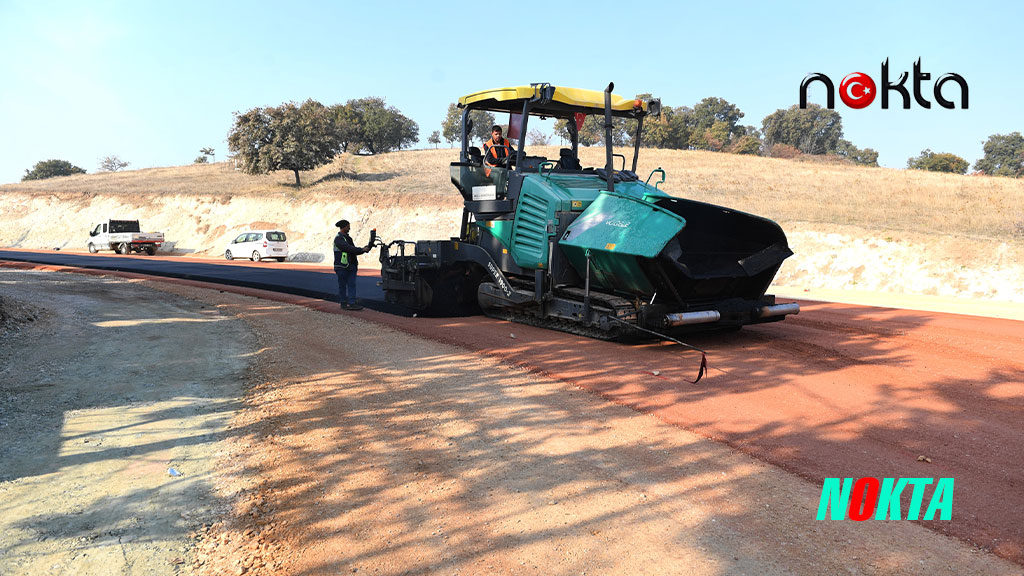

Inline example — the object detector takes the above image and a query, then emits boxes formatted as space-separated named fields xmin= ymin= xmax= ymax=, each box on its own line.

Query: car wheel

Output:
xmin=225 ymin=250 xmax=233 ymax=261
xmin=144 ymin=246 xmax=156 ymax=256
xmin=88 ymin=243 xmax=97 ymax=253
xmin=251 ymin=251 xmax=261 ymax=262
xmin=119 ymin=243 xmax=131 ymax=255
xmin=276 ymin=257 xmax=286 ymax=262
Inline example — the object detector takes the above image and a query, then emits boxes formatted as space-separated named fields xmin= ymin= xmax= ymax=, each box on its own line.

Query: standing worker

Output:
xmin=333 ymin=219 xmax=375 ymax=310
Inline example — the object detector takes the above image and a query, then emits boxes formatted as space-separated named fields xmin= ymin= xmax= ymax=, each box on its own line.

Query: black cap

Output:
xmin=335 ymin=219 xmax=349 ymax=228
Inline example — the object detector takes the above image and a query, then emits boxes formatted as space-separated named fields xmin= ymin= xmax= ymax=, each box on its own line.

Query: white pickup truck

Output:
xmin=87 ymin=219 xmax=165 ymax=255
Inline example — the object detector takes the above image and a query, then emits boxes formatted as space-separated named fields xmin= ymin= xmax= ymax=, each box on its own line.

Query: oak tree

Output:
xmin=227 ymin=99 xmax=339 ymax=187
xmin=441 ymin=103 xmax=496 ymax=146
xmin=907 ymin=149 xmax=968 ymax=174
xmin=974 ymin=132 xmax=1024 ymax=177
xmin=23 ymin=159 xmax=86 ymax=181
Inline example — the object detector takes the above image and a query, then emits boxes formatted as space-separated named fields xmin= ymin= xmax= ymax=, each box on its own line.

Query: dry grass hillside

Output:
xmin=3 ymin=147 xmax=1024 ymax=301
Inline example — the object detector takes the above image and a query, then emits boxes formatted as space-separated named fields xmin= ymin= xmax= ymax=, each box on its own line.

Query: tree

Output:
xmin=441 ymin=103 xmax=460 ymax=145
xmin=850 ymin=147 xmax=879 ymax=167
xmin=554 ymin=115 xmax=628 ymax=147
xmin=728 ymin=134 xmax=762 ymax=155
xmin=428 ymin=130 xmax=441 ymax=148
xmin=690 ymin=120 xmax=733 ymax=152
xmin=441 ymin=103 xmax=495 ymax=146
xmin=194 ymin=155 xmax=209 ymax=164
xmin=328 ymin=102 xmax=363 ymax=153
xmin=691 ymin=97 xmax=744 ymax=132
xmin=527 ymin=129 xmax=550 ymax=146
xmin=335 ymin=97 xmax=418 ymax=155
xmin=688 ymin=97 xmax=745 ymax=151
xmin=640 ymin=105 xmax=692 ymax=149
xmin=907 ymin=149 xmax=968 ymax=174
xmin=639 ymin=109 xmax=673 ymax=148
xmin=974 ymin=132 xmax=1024 ymax=177
xmin=227 ymin=99 xmax=339 ymax=187
xmin=360 ymin=98 xmax=418 ymax=154
xmin=200 ymin=147 xmax=216 ymax=162
xmin=22 ymin=159 xmax=86 ymax=181
xmin=762 ymin=104 xmax=844 ymax=155
xmin=98 ymin=155 xmax=129 ymax=172
xmin=835 ymin=139 xmax=879 ymax=167
xmin=734 ymin=125 xmax=762 ymax=140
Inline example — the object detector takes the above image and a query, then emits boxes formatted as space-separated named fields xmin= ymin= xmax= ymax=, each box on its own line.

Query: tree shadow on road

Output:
xmin=185 ymin=294 xmax=1022 ymax=575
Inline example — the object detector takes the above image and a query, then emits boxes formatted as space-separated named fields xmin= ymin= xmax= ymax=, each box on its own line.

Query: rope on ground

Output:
xmin=606 ymin=316 xmax=707 ymax=384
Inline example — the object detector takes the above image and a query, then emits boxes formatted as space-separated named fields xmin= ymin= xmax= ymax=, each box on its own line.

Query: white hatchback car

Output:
xmin=225 ymin=230 xmax=289 ymax=262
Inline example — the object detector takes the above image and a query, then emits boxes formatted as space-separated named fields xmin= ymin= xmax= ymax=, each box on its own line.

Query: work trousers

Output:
xmin=335 ymin=266 xmax=357 ymax=306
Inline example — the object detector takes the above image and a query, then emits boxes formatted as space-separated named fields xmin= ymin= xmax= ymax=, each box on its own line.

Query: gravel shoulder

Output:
xmin=0 ymin=270 xmax=253 ymax=575
xmin=1 ymin=269 xmax=1018 ymax=575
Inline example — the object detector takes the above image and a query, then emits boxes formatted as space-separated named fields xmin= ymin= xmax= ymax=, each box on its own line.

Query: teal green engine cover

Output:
xmin=508 ymin=184 xmax=554 ymax=269
xmin=559 ymin=192 xmax=685 ymax=295
xmin=503 ymin=173 xmax=605 ymax=269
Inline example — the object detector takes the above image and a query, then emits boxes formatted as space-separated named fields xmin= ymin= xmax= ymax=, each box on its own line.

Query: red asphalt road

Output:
xmin=4 ymin=259 xmax=1023 ymax=564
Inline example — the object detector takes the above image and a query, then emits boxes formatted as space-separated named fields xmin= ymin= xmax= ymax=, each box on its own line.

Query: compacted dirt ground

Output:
xmin=2 ymin=267 xmax=1019 ymax=575
xmin=0 ymin=270 xmax=252 ymax=575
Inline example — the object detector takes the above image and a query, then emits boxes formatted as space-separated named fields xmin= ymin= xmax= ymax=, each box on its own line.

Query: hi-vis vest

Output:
xmin=483 ymin=137 xmax=512 ymax=164
xmin=334 ymin=233 xmax=353 ymax=268
xmin=483 ymin=137 xmax=512 ymax=177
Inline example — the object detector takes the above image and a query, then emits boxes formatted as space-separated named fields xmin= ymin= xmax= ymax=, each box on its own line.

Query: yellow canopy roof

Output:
xmin=458 ymin=85 xmax=647 ymax=117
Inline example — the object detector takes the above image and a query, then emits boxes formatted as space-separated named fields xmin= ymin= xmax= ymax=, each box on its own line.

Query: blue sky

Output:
xmin=1 ymin=0 xmax=1020 ymax=184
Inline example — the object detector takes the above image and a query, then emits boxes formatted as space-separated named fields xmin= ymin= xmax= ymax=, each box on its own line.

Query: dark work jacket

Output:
xmin=333 ymin=232 xmax=366 ymax=270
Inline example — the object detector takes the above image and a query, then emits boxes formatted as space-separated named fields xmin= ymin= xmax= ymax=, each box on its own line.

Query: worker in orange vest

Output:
xmin=483 ymin=125 xmax=516 ymax=168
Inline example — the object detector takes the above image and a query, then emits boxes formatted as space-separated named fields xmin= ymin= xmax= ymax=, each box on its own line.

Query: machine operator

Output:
xmin=483 ymin=125 xmax=516 ymax=167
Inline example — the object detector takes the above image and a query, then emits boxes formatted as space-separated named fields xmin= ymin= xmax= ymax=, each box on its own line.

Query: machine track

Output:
xmin=480 ymin=282 xmax=641 ymax=341
xmin=556 ymin=286 xmax=639 ymax=324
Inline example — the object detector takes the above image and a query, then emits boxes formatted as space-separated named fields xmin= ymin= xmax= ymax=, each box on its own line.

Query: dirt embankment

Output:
xmin=775 ymin=224 xmax=1024 ymax=302
xmin=0 ymin=189 xmax=461 ymax=264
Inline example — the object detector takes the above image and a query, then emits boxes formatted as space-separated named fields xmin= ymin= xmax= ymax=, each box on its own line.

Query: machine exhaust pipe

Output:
xmin=603 ymin=82 xmax=615 ymax=192
xmin=664 ymin=310 xmax=721 ymax=327
xmin=758 ymin=302 xmax=800 ymax=318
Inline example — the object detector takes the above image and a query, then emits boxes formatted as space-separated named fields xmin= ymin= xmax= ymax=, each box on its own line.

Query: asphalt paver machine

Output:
xmin=377 ymin=83 xmax=799 ymax=340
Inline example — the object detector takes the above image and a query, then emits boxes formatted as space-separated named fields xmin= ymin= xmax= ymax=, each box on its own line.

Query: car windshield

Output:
xmin=267 ymin=232 xmax=286 ymax=242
